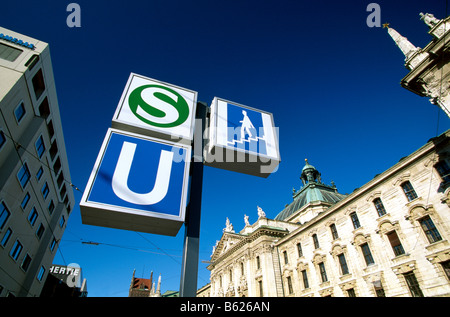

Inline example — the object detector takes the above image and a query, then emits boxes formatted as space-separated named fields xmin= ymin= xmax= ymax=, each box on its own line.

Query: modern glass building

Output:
xmin=0 ymin=27 xmax=74 ymax=297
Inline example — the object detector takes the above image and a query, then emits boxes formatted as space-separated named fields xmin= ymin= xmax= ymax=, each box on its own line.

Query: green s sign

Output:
xmin=128 ymin=85 xmax=190 ymax=128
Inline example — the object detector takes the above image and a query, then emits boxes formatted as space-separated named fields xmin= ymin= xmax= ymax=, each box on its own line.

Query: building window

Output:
xmin=35 ymin=135 xmax=45 ymax=158
xmin=17 ymin=163 xmax=31 ymax=189
xmin=297 ymin=243 xmax=303 ymax=257
xmin=286 ymin=276 xmax=293 ymax=294
xmin=0 ymin=202 xmax=11 ymax=230
xmin=256 ymin=256 xmax=260 ymax=269
xmin=32 ymin=69 xmax=46 ymax=100
xmin=318 ymin=262 xmax=328 ymax=283
xmin=387 ymin=231 xmax=405 ymax=256
xmin=21 ymin=192 xmax=30 ymax=210
xmin=49 ymin=141 xmax=59 ymax=162
xmin=25 ymin=54 xmax=39 ymax=70
xmin=0 ymin=43 xmax=23 ymax=62
xmin=21 ymin=254 xmax=32 ymax=272
xmin=36 ymin=167 xmax=44 ymax=181
xmin=10 ymin=240 xmax=23 ymax=261
xmin=419 ymin=215 xmax=442 ymax=244
xmin=434 ymin=161 xmax=450 ymax=183
xmin=38 ymin=97 xmax=50 ymax=119
xmin=59 ymin=215 xmax=65 ymax=228
xmin=1 ymin=228 xmax=12 ymax=247
xmin=36 ymin=223 xmax=45 ymax=240
xmin=258 ymin=280 xmax=263 ymax=297
xmin=283 ymin=250 xmax=289 ymax=264
xmin=441 ymin=260 xmax=450 ymax=280
xmin=403 ymin=272 xmax=424 ymax=297
xmin=14 ymin=102 xmax=26 ymax=123
xmin=347 ymin=288 xmax=356 ymax=297
xmin=401 ymin=181 xmax=418 ymax=202
xmin=41 ymin=182 xmax=50 ymax=199
xmin=48 ymin=200 xmax=55 ymax=214
xmin=27 ymin=207 xmax=38 ymax=227
xmin=360 ymin=243 xmax=374 ymax=266
xmin=301 ymin=270 xmax=309 ymax=289
xmin=330 ymin=223 xmax=339 ymax=240
xmin=37 ymin=266 xmax=45 ymax=282
xmin=0 ymin=130 xmax=6 ymax=150
xmin=312 ymin=234 xmax=320 ymax=249
xmin=49 ymin=237 xmax=56 ymax=251
xmin=338 ymin=253 xmax=349 ymax=275
xmin=373 ymin=198 xmax=386 ymax=217
xmin=350 ymin=212 xmax=361 ymax=229
xmin=374 ymin=281 xmax=386 ymax=297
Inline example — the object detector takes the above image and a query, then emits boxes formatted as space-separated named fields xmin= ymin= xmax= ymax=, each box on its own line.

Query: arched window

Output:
xmin=350 ymin=212 xmax=361 ymax=229
xmin=330 ymin=223 xmax=339 ymax=240
xmin=401 ymin=181 xmax=418 ymax=202
xmin=373 ymin=198 xmax=386 ymax=217
xmin=312 ymin=234 xmax=320 ymax=249
xmin=419 ymin=215 xmax=442 ymax=244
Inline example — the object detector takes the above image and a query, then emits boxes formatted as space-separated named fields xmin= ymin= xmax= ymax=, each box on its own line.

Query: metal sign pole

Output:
xmin=179 ymin=102 xmax=207 ymax=297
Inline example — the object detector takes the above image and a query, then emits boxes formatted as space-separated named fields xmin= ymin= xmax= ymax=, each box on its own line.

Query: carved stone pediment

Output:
xmin=210 ymin=232 xmax=245 ymax=262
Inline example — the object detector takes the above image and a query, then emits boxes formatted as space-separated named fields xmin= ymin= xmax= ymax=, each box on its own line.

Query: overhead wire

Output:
xmin=0 ymin=126 xmax=83 ymax=194
xmin=73 ymin=238 xmax=182 ymax=258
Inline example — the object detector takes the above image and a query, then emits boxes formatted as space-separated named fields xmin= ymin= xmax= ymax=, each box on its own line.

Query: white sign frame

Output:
xmin=80 ymin=128 xmax=191 ymax=236
xmin=112 ymin=73 xmax=198 ymax=145
xmin=205 ymin=97 xmax=281 ymax=177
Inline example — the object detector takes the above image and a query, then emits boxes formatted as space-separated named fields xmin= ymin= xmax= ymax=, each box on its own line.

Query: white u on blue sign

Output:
xmin=88 ymin=132 xmax=187 ymax=215
xmin=80 ymin=129 xmax=190 ymax=235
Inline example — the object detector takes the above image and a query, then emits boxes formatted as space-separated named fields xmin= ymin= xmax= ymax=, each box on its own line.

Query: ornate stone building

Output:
xmin=207 ymin=130 xmax=450 ymax=297
xmin=386 ymin=13 xmax=450 ymax=117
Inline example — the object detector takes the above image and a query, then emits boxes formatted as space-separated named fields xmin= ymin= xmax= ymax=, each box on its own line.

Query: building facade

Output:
xmin=386 ymin=13 xmax=450 ymax=117
xmin=0 ymin=27 xmax=75 ymax=296
xmin=207 ymin=130 xmax=450 ymax=297
xmin=128 ymin=270 xmax=162 ymax=297
xmin=40 ymin=264 xmax=88 ymax=297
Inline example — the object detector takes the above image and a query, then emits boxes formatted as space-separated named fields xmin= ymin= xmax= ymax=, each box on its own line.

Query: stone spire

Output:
xmin=384 ymin=23 xmax=418 ymax=60
xmin=156 ymin=274 xmax=161 ymax=296
xmin=383 ymin=23 xmax=428 ymax=70
xmin=129 ymin=269 xmax=136 ymax=293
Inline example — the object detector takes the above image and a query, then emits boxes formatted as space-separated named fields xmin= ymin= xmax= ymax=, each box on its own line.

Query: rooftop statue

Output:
xmin=420 ymin=12 xmax=441 ymax=28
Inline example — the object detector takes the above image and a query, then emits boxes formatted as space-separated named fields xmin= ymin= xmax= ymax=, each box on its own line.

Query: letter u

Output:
xmin=112 ymin=141 xmax=173 ymax=205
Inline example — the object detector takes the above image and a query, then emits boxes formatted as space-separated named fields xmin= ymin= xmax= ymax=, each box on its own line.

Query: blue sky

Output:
xmin=2 ymin=0 xmax=450 ymax=296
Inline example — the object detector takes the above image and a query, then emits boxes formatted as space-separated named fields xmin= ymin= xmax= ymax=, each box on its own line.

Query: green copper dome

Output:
xmin=275 ymin=160 xmax=346 ymax=221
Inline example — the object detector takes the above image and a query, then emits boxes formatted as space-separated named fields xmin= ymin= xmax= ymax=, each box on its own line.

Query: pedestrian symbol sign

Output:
xmin=225 ymin=104 xmax=269 ymax=156
xmin=80 ymin=128 xmax=191 ymax=236
xmin=205 ymin=97 xmax=280 ymax=177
